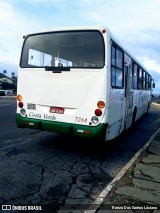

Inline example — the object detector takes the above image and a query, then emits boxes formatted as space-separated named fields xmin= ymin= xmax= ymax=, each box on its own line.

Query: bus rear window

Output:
xmin=20 ymin=31 xmax=105 ymax=69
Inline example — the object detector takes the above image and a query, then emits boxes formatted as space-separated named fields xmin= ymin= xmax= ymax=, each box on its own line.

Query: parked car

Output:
xmin=5 ymin=90 xmax=13 ymax=96
xmin=0 ymin=90 xmax=5 ymax=96
xmin=0 ymin=90 xmax=13 ymax=96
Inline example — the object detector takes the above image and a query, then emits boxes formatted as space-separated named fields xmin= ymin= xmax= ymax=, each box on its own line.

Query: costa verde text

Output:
xmin=29 ymin=112 xmax=56 ymax=121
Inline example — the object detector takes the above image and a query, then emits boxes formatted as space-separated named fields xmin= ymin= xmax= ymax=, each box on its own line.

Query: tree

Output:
xmin=11 ymin=72 xmax=15 ymax=77
xmin=3 ymin=70 xmax=7 ymax=75
xmin=11 ymin=72 xmax=17 ymax=86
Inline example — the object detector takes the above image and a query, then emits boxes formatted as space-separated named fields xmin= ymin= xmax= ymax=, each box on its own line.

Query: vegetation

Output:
xmin=0 ymin=70 xmax=17 ymax=93
xmin=0 ymin=72 xmax=6 ymax=78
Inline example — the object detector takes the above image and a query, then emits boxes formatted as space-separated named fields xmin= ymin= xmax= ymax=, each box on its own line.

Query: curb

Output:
xmin=85 ymin=127 xmax=160 ymax=213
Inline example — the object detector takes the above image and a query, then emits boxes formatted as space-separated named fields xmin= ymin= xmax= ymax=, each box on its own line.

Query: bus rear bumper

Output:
xmin=16 ymin=114 xmax=107 ymax=139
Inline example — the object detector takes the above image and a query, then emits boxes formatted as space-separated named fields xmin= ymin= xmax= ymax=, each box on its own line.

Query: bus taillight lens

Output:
xmin=95 ymin=109 xmax=102 ymax=116
xmin=17 ymin=95 xmax=22 ymax=101
xmin=97 ymin=101 xmax=105 ymax=109
xmin=18 ymin=102 xmax=23 ymax=108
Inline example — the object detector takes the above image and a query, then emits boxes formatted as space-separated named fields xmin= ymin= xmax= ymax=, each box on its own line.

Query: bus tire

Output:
xmin=131 ymin=107 xmax=137 ymax=126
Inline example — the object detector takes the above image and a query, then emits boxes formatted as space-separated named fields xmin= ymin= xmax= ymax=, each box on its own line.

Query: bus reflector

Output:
xmin=102 ymin=29 xmax=106 ymax=34
xmin=97 ymin=101 xmax=105 ymax=109
xmin=24 ymin=121 xmax=29 ymax=125
xmin=77 ymin=130 xmax=83 ymax=133
xmin=17 ymin=95 xmax=22 ymax=101
xmin=84 ymin=130 xmax=90 ymax=134
xmin=95 ymin=109 xmax=102 ymax=116
xmin=77 ymin=129 xmax=90 ymax=134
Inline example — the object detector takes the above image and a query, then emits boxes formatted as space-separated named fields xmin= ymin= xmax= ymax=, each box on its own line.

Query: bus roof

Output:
xmin=24 ymin=26 xmax=151 ymax=76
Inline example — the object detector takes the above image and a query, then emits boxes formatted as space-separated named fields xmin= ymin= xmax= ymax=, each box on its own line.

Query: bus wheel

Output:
xmin=131 ymin=107 xmax=137 ymax=126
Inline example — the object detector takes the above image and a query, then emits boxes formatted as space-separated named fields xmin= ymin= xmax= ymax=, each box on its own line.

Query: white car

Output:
xmin=5 ymin=90 xmax=13 ymax=96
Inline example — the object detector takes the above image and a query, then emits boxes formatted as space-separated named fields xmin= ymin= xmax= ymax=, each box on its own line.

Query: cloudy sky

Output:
xmin=0 ymin=0 xmax=160 ymax=92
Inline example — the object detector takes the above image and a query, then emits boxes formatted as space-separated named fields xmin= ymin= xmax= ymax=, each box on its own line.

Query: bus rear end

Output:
xmin=16 ymin=27 xmax=108 ymax=140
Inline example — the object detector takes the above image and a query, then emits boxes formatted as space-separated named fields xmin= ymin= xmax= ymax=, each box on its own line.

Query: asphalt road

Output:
xmin=0 ymin=98 xmax=160 ymax=212
xmin=0 ymin=98 xmax=40 ymax=142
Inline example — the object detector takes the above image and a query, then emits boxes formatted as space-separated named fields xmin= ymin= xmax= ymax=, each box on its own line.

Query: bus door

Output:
xmin=121 ymin=54 xmax=132 ymax=130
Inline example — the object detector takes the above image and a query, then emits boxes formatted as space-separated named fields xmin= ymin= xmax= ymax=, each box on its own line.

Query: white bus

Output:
xmin=16 ymin=26 xmax=154 ymax=142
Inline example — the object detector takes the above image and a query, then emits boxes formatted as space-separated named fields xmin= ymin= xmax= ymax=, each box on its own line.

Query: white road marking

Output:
xmin=85 ymin=127 xmax=160 ymax=213
xmin=0 ymin=104 xmax=10 ymax=107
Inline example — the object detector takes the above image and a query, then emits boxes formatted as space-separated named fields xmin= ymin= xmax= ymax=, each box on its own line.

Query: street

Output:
xmin=0 ymin=98 xmax=160 ymax=212
xmin=0 ymin=99 xmax=40 ymax=142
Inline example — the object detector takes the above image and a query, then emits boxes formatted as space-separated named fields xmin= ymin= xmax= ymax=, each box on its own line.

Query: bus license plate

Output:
xmin=50 ymin=107 xmax=64 ymax=114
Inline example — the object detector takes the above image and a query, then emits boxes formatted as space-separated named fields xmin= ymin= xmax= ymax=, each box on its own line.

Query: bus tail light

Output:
xmin=18 ymin=102 xmax=23 ymax=108
xmin=97 ymin=101 xmax=105 ymax=109
xmin=84 ymin=130 xmax=90 ymax=134
xmin=102 ymin=29 xmax=106 ymax=34
xmin=24 ymin=121 xmax=29 ymax=125
xmin=95 ymin=109 xmax=102 ymax=116
xmin=17 ymin=94 xmax=22 ymax=101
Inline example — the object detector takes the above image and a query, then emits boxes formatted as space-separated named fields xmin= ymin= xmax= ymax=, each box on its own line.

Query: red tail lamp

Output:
xmin=18 ymin=102 xmax=23 ymax=108
xmin=95 ymin=109 xmax=102 ymax=116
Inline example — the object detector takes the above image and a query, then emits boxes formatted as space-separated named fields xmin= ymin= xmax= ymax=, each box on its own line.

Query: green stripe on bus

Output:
xmin=16 ymin=113 xmax=107 ymax=139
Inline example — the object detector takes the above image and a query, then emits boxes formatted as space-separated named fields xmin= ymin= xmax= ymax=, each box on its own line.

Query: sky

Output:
xmin=0 ymin=0 xmax=160 ymax=93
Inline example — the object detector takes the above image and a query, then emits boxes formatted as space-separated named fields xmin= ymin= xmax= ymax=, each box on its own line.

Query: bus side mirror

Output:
xmin=153 ymin=83 xmax=155 ymax=88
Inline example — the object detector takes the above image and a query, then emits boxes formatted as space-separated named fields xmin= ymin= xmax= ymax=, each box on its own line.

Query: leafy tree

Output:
xmin=3 ymin=70 xmax=7 ymax=75
xmin=11 ymin=72 xmax=15 ymax=77
xmin=0 ymin=73 xmax=5 ymax=78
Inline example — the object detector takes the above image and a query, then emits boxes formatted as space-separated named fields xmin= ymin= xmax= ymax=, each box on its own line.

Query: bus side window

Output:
xmin=124 ymin=65 xmax=128 ymax=96
xmin=111 ymin=46 xmax=116 ymax=87
xmin=142 ymin=70 xmax=146 ymax=90
xmin=137 ymin=67 xmax=142 ymax=89
xmin=148 ymin=75 xmax=151 ymax=89
xmin=146 ymin=73 xmax=149 ymax=90
xmin=111 ymin=45 xmax=123 ymax=88
xmin=111 ymin=46 xmax=116 ymax=66
xmin=132 ymin=63 xmax=137 ymax=89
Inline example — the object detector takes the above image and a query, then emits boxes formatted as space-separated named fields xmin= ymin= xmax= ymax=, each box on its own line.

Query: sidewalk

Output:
xmin=96 ymin=128 xmax=160 ymax=212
